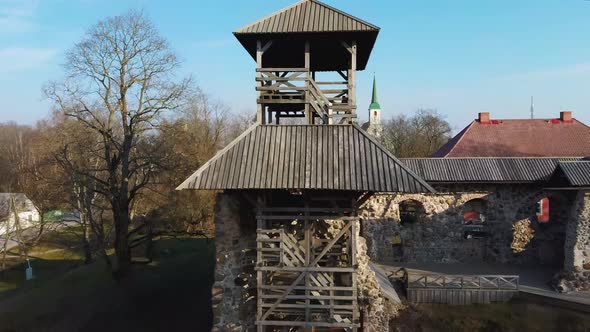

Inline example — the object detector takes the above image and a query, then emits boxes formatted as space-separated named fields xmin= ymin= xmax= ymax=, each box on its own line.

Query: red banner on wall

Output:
xmin=536 ymin=197 xmax=550 ymax=223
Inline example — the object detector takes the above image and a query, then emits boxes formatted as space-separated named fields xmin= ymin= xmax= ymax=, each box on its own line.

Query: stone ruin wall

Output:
xmin=209 ymin=187 xmax=589 ymax=330
xmin=555 ymin=190 xmax=590 ymax=292
xmin=359 ymin=184 xmax=576 ymax=266
xmin=211 ymin=192 xmax=394 ymax=332
xmin=211 ymin=193 xmax=257 ymax=332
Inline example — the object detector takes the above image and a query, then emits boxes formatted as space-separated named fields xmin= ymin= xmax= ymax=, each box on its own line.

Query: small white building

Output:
xmin=0 ymin=193 xmax=40 ymax=236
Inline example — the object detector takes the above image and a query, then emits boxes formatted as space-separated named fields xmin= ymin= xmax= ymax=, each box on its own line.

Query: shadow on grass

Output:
xmin=0 ymin=237 xmax=215 ymax=332
xmin=393 ymin=295 xmax=590 ymax=332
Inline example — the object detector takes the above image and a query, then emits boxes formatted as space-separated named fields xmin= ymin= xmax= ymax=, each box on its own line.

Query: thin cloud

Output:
xmin=494 ymin=63 xmax=590 ymax=82
xmin=0 ymin=0 xmax=39 ymax=34
xmin=0 ymin=47 xmax=57 ymax=73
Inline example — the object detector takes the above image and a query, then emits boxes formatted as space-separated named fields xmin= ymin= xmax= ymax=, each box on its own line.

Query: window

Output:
xmin=463 ymin=199 xmax=487 ymax=225
xmin=399 ymin=200 xmax=425 ymax=225
xmin=463 ymin=199 xmax=488 ymax=239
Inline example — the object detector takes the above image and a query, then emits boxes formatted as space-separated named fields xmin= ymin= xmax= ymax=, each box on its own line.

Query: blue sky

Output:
xmin=1 ymin=0 xmax=589 ymax=132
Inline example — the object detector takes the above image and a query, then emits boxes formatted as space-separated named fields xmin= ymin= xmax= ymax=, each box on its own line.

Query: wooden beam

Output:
xmin=256 ymin=68 xmax=308 ymax=72
xmin=260 ymin=40 xmax=273 ymax=54
xmin=260 ymin=271 xmax=307 ymax=321
xmin=256 ymin=215 xmax=358 ymax=220
xmin=256 ymin=40 xmax=265 ymax=124
xmin=351 ymin=219 xmax=359 ymax=327
xmin=258 ymin=321 xmax=359 ymax=328
xmin=304 ymin=41 xmax=312 ymax=125
xmin=257 ymin=212 xmax=264 ymax=332
xmin=309 ymin=222 xmax=352 ymax=266
xmin=347 ymin=40 xmax=357 ymax=123
xmin=256 ymin=266 xmax=356 ymax=272
xmin=341 ymin=41 xmax=352 ymax=53
xmin=304 ymin=206 xmax=311 ymax=332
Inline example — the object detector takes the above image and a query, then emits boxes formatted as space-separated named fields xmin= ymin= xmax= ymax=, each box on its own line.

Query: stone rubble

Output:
xmin=511 ymin=219 xmax=535 ymax=253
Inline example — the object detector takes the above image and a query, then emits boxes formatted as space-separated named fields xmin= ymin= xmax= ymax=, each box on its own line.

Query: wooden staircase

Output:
xmin=257 ymin=68 xmax=356 ymax=124
xmin=256 ymin=212 xmax=359 ymax=331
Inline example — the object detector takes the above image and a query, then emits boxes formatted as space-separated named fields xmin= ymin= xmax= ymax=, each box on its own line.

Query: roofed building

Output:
xmin=359 ymin=110 xmax=590 ymax=295
xmin=433 ymin=111 xmax=590 ymax=158
xmin=0 ymin=193 xmax=40 ymax=236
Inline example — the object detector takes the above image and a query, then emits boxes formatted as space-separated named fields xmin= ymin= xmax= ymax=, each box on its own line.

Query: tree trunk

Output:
xmin=1 ymin=215 xmax=10 ymax=279
xmin=82 ymin=220 xmax=93 ymax=265
xmin=113 ymin=200 xmax=131 ymax=279
xmin=76 ymin=187 xmax=93 ymax=265
xmin=145 ymin=217 xmax=154 ymax=261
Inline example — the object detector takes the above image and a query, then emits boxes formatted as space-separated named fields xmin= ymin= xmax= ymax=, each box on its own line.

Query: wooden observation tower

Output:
xmin=234 ymin=0 xmax=380 ymax=125
xmin=179 ymin=1 xmax=432 ymax=331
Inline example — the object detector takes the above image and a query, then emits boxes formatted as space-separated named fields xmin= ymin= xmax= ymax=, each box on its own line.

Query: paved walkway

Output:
xmin=377 ymin=262 xmax=590 ymax=306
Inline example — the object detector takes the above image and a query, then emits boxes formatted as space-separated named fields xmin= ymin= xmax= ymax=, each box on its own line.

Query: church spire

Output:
xmin=369 ymin=75 xmax=380 ymax=110
xmin=366 ymin=74 xmax=382 ymax=138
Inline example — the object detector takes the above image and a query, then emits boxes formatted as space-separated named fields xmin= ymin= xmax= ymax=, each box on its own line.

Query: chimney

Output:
xmin=478 ymin=112 xmax=490 ymax=124
xmin=560 ymin=111 xmax=573 ymax=122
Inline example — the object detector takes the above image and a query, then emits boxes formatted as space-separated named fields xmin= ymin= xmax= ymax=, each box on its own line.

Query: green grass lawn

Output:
xmin=0 ymin=226 xmax=85 ymax=294
xmin=394 ymin=298 xmax=590 ymax=332
xmin=0 ymin=234 xmax=215 ymax=332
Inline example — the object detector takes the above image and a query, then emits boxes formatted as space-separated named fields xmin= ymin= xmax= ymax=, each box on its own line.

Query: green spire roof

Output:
xmin=369 ymin=75 xmax=381 ymax=110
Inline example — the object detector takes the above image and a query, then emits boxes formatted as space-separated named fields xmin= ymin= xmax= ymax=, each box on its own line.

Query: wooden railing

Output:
xmin=408 ymin=274 xmax=519 ymax=290
xmin=308 ymin=78 xmax=332 ymax=123
xmin=406 ymin=273 xmax=519 ymax=305
xmin=255 ymin=68 xmax=355 ymax=123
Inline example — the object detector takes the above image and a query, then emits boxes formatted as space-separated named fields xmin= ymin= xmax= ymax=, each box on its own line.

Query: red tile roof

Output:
xmin=433 ymin=117 xmax=590 ymax=158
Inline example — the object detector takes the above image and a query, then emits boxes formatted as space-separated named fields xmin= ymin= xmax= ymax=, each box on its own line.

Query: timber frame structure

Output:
xmin=178 ymin=1 xmax=434 ymax=331
xmin=253 ymin=42 xmax=359 ymax=125
xmin=234 ymin=0 xmax=380 ymax=125
xmin=254 ymin=191 xmax=361 ymax=330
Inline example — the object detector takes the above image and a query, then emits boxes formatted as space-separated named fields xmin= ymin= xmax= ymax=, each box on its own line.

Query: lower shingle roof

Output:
xmin=177 ymin=124 xmax=434 ymax=193
xmin=550 ymin=161 xmax=590 ymax=187
xmin=401 ymin=157 xmax=582 ymax=183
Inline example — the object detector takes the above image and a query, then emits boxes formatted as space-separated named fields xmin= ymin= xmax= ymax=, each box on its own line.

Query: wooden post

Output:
xmin=304 ymin=200 xmax=312 ymax=332
xmin=351 ymin=219 xmax=358 ymax=331
xmin=256 ymin=198 xmax=264 ymax=332
xmin=256 ymin=40 xmax=265 ymax=124
xmin=348 ymin=40 xmax=357 ymax=123
xmin=304 ymin=41 xmax=312 ymax=125
xmin=256 ymin=41 xmax=273 ymax=124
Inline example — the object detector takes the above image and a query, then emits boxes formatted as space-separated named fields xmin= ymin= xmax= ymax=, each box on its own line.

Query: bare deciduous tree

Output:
xmin=381 ymin=109 xmax=452 ymax=158
xmin=44 ymin=11 xmax=190 ymax=277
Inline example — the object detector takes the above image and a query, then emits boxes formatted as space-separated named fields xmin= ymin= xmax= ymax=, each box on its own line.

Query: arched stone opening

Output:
xmin=396 ymin=200 xmax=427 ymax=261
xmin=399 ymin=199 xmax=426 ymax=225
xmin=462 ymin=198 xmax=488 ymax=239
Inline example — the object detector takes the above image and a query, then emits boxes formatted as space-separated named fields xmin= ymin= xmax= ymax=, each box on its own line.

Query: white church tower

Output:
xmin=362 ymin=75 xmax=382 ymax=138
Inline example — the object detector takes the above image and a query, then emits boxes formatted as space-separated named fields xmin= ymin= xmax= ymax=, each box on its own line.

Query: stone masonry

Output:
xmin=359 ymin=184 xmax=575 ymax=267
xmin=211 ymin=194 xmax=398 ymax=331
xmin=211 ymin=193 xmax=257 ymax=332
xmin=556 ymin=190 xmax=590 ymax=292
